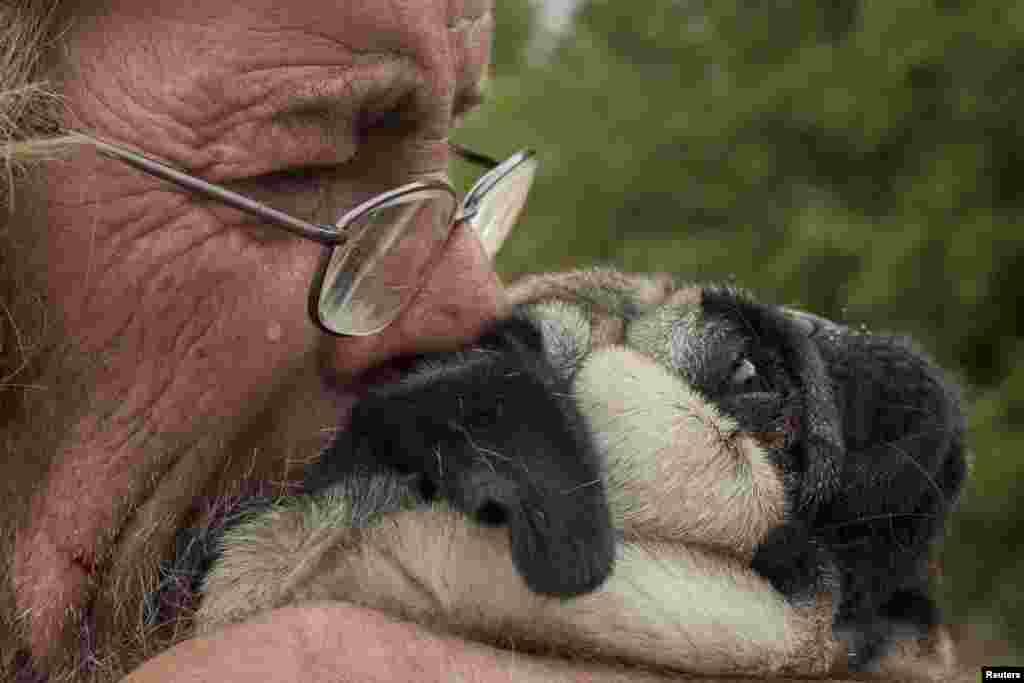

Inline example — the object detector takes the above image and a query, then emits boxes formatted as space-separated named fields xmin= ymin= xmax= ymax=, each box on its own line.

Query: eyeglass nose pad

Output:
xmin=455 ymin=204 xmax=505 ymax=261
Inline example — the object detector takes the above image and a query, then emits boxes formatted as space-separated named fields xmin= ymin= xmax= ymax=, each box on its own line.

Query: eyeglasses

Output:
xmin=72 ymin=132 xmax=537 ymax=336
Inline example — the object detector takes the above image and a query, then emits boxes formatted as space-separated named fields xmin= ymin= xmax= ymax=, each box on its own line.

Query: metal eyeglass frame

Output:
xmin=72 ymin=132 xmax=536 ymax=336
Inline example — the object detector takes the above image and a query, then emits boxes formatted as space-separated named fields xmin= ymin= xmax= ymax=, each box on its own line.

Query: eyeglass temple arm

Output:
xmin=70 ymin=132 xmax=343 ymax=245
xmin=449 ymin=142 xmax=501 ymax=170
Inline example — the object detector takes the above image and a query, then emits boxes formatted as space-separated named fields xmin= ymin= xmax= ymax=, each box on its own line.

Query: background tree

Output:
xmin=454 ymin=0 xmax=1024 ymax=662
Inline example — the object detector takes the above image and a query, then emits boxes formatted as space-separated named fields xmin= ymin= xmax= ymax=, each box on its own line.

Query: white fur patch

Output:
xmin=525 ymin=300 xmax=592 ymax=380
xmin=574 ymin=345 xmax=787 ymax=557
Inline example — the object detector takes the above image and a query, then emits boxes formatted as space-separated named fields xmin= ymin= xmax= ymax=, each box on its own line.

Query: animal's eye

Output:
xmin=728 ymin=356 xmax=775 ymax=395
xmin=731 ymin=358 xmax=758 ymax=386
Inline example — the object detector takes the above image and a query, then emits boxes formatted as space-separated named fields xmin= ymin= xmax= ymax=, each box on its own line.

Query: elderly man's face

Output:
xmin=7 ymin=0 xmax=498 ymax=672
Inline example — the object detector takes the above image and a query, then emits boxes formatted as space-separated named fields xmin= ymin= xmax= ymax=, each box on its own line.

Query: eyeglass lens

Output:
xmin=468 ymin=155 xmax=539 ymax=259
xmin=318 ymin=187 xmax=457 ymax=335
xmin=319 ymin=153 xmax=537 ymax=336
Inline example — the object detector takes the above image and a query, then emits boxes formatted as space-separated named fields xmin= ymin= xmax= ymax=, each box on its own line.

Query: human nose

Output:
xmin=320 ymin=217 xmax=510 ymax=383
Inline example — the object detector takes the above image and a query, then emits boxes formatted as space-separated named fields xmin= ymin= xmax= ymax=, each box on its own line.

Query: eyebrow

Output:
xmin=266 ymin=67 xmax=421 ymax=144
xmin=271 ymin=97 xmax=356 ymax=131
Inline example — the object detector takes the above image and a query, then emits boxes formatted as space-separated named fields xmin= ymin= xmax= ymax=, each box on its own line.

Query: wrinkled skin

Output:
xmin=0 ymin=0 xmax=607 ymax=679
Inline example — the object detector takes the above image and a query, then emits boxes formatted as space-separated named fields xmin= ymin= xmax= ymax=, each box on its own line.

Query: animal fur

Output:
xmin=190 ymin=268 xmax=966 ymax=679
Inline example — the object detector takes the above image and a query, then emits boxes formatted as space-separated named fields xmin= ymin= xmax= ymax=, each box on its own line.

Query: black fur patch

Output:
xmin=306 ymin=314 xmax=616 ymax=598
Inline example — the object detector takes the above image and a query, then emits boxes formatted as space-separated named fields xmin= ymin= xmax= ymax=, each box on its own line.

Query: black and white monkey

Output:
xmin=187 ymin=269 xmax=967 ymax=678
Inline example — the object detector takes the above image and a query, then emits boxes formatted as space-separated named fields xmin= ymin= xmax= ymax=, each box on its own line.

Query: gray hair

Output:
xmin=0 ymin=0 xmax=80 ymax=208
xmin=0 ymin=2 xmax=78 ymax=412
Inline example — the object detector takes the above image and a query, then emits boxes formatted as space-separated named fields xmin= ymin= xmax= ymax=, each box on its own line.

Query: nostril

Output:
xmin=475 ymin=500 xmax=508 ymax=526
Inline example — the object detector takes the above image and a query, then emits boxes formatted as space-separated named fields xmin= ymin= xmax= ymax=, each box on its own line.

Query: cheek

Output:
xmin=38 ymin=167 xmax=325 ymax=422
xmin=191 ymin=241 xmax=319 ymax=380
xmin=135 ymin=240 xmax=323 ymax=426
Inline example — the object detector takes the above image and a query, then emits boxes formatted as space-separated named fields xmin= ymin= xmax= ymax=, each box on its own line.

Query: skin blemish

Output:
xmin=267 ymin=322 xmax=283 ymax=343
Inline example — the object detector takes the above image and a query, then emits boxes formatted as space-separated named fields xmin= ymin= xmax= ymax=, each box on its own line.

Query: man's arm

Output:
xmin=127 ymin=603 xmax=944 ymax=682
xmin=121 ymin=603 xmax=683 ymax=683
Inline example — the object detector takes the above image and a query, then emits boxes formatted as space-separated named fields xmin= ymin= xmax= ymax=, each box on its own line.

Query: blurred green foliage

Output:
xmin=454 ymin=0 xmax=1024 ymax=657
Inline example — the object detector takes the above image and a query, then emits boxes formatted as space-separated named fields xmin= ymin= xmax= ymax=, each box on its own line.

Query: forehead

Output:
xmin=65 ymin=0 xmax=489 ymax=126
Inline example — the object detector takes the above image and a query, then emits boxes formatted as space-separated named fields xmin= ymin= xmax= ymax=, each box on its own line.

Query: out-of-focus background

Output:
xmin=453 ymin=0 xmax=1023 ymax=666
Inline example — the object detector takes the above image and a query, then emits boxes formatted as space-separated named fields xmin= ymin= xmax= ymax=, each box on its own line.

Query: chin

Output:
xmin=175 ymin=268 xmax=965 ymax=679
